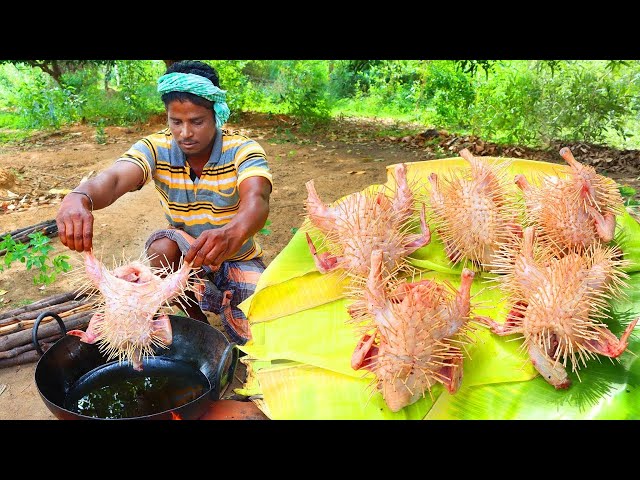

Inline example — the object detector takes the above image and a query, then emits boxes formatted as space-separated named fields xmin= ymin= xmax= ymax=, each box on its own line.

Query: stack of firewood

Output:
xmin=0 ymin=291 xmax=97 ymax=368
xmin=0 ymin=219 xmax=58 ymax=255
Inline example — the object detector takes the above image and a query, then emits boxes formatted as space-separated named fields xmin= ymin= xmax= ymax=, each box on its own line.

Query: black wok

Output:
xmin=33 ymin=311 xmax=238 ymax=420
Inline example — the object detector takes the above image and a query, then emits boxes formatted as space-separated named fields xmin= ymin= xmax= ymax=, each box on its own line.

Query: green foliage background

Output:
xmin=0 ymin=59 xmax=639 ymax=149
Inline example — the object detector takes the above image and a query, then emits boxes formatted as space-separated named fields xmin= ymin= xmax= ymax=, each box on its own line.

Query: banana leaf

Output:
xmin=246 ymin=359 xmax=435 ymax=420
xmin=425 ymin=272 xmax=640 ymax=419
xmin=243 ymin=269 xmax=536 ymax=383
xmin=238 ymin=157 xmax=640 ymax=419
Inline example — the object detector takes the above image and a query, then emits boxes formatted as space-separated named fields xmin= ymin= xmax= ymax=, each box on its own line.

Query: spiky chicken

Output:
xmin=427 ymin=148 xmax=521 ymax=270
xmin=304 ymin=162 xmax=431 ymax=277
xmin=67 ymin=251 xmax=195 ymax=371
xmin=349 ymin=249 xmax=476 ymax=412
xmin=515 ymin=146 xmax=624 ymax=253
xmin=481 ymin=226 xmax=637 ymax=388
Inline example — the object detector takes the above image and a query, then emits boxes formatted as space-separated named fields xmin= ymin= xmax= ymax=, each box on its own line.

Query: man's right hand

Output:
xmin=54 ymin=162 xmax=146 ymax=253
xmin=56 ymin=192 xmax=94 ymax=252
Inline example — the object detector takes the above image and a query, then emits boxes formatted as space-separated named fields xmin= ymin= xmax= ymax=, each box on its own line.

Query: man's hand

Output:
xmin=184 ymin=227 xmax=242 ymax=269
xmin=185 ymin=177 xmax=271 ymax=269
xmin=56 ymin=193 xmax=94 ymax=252
xmin=55 ymin=162 xmax=145 ymax=253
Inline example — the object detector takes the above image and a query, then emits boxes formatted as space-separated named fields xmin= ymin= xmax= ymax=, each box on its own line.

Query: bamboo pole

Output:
xmin=0 ymin=291 xmax=82 ymax=321
xmin=0 ymin=298 xmax=95 ymax=328
xmin=0 ymin=311 xmax=93 ymax=352
xmin=0 ymin=313 xmax=92 ymax=366
xmin=0 ymin=334 xmax=63 ymax=359
xmin=0 ymin=219 xmax=57 ymax=239
xmin=0 ymin=346 xmax=56 ymax=368
xmin=9 ymin=224 xmax=58 ymax=244
xmin=0 ymin=302 xmax=96 ymax=335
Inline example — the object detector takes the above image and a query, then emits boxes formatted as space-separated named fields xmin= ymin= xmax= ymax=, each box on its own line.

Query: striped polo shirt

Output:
xmin=116 ymin=127 xmax=272 ymax=261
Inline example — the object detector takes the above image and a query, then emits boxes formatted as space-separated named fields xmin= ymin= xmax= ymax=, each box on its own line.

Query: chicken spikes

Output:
xmin=348 ymin=249 xmax=476 ymax=412
xmin=67 ymin=251 xmax=198 ymax=371
xmin=427 ymin=148 xmax=521 ymax=271
xmin=304 ymin=163 xmax=431 ymax=278
xmin=515 ymin=146 xmax=625 ymax=253
xmin=481 ymin=226 xmax=637 ymax=388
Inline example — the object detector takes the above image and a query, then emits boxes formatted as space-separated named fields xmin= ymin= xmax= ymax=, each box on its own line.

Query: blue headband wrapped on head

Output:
xmin=157 ymin=72 xmax=231 ymax=128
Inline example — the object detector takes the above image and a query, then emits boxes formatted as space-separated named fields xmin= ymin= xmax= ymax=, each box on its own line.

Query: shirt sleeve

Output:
xmin=115 ymin=137 xmax=156 ymax=190
xmin=235 ymin=139 xmax=273 ymax=187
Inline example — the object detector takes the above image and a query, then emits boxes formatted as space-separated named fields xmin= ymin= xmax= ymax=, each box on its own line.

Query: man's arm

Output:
xmin=56 ymin=161 xmax=145 ymax=252
xmin=184 ymin=176 xmax=271 ymax=268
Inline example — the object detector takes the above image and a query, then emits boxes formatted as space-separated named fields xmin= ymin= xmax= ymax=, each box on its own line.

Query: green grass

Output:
xmin=0 ymin=110 xmax=32 ymax=142
xmin=332 ymin=97 xmax=433 ymax=126
xmin=0 ymin=110 xmax=17 ymax=128
xmin=14 ymin=299 xmax=33 ymax=308
xmin=0 ymin=110 xmax=40 ymax=143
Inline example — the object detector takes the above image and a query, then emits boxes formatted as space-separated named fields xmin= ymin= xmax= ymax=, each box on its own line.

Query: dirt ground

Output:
xmin=0 ymin=111 xmax=638 ymax=420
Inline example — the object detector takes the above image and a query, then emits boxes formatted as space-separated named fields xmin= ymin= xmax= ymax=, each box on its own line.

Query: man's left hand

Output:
xmin=184 ymin=227 xmax=241 ymax=269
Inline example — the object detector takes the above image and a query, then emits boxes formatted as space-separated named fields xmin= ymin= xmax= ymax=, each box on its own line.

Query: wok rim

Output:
xmin=33 ymin=313 xmax=237 ymax=420
xmin=37 ymin=353 xmax=215 ymax=420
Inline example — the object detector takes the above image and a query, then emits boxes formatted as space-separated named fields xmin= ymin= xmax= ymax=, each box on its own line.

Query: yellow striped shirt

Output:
xmin=117 ymin=128 xmax=272 ymax=261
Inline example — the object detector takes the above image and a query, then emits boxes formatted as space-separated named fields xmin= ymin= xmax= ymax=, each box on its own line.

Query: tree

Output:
xmin=0 ymin=60 xmax=114 ymax=86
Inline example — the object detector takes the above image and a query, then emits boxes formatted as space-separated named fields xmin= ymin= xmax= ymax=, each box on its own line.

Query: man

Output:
xmin=55 ymin=60 xmax=272 ymax=345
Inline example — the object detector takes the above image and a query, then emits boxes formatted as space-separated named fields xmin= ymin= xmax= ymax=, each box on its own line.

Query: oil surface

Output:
xmin=64 ymin=359 xmax=210 ymax=419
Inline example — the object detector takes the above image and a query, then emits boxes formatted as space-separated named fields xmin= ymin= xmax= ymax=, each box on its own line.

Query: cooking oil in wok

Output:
xmin=64 ymin=358 xmax=210 ymax=419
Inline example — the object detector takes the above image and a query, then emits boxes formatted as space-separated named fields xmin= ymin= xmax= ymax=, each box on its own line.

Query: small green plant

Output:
xmin=95 ymin=119 xmax=107 ymax=144
xmin=619 ymin=185 xmax=639 ymax=217
xmin=270 ymin=127 xmax=299 ymax=144
xmin=258 ymin=219 xmax=272 ymax=236
xmin=620 ymin=185 xmax=637 ymax=200
xmin=0 ymin=231 xmax=72 ymax=285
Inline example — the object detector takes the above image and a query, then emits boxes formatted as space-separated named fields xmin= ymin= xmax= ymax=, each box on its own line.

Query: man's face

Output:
xmin=167 ymin=99 xmax=216 ymax=157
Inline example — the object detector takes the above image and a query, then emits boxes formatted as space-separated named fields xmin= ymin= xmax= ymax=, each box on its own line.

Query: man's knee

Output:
xmin=147 ymin=237 xmax=182 ymax=269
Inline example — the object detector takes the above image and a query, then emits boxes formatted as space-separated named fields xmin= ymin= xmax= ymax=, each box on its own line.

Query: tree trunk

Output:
xmin=24 ymin=60 xmax=64 ymax=86
xmin=104 ymin=63 xmax=112 ymax=91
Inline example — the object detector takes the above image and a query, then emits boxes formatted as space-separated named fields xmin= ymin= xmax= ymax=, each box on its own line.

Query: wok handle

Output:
xmin=211 ymin=343 xmax=239 ymax=400
xmin=32 ymin=311 xmax=67 ymax=356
